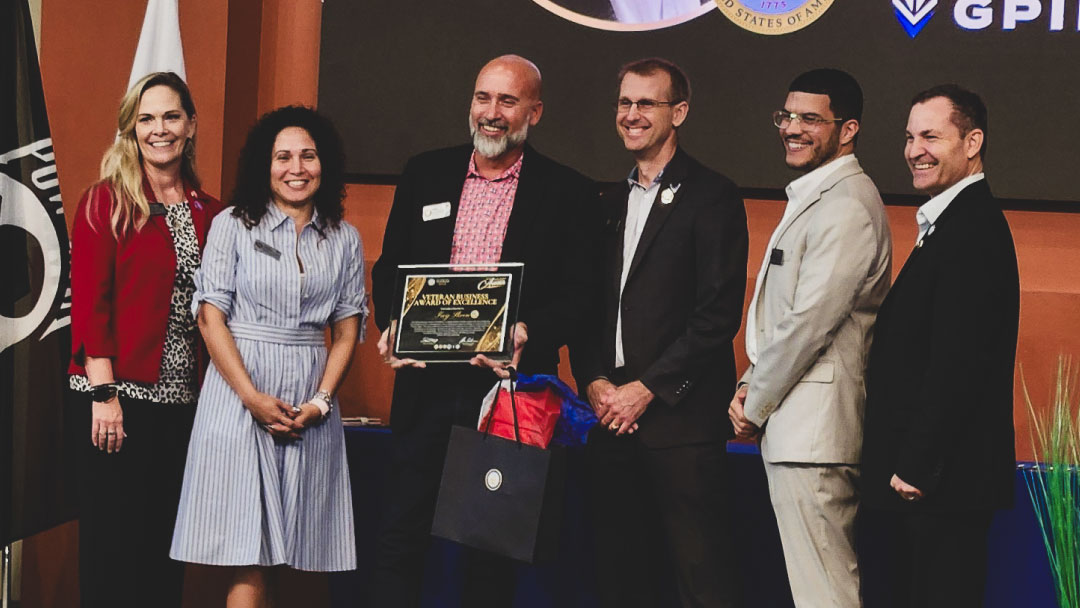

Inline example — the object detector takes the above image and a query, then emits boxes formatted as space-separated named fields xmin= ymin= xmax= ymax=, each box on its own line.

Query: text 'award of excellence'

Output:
xmin=391 ymin=263 xmax=523 ymax=363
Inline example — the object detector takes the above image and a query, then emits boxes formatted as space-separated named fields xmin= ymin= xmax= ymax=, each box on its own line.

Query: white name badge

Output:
xmin=422 ymin=201 xmax=452 ymax=221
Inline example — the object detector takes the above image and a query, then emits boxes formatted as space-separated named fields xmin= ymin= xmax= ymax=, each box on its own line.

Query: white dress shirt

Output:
xmin=745 ymin=154 xmax=859 ymax=365
xmin=615 ymin=167 xmax=666 ymax=367
xmin=915 ymin=173 xmax=985 ymax=245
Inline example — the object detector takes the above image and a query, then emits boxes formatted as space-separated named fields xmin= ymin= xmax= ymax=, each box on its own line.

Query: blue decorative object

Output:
xmin=511 ymin=374 xmax=597 ymax=448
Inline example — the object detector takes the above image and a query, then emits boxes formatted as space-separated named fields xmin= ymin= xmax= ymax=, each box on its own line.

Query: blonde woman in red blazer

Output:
xmin=67 ymin=71 xmax=222 ymax=608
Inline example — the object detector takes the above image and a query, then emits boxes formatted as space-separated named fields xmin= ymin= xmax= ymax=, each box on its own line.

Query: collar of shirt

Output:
xmin=622 ymin=165 xmax=665 ymax=243
xmin=265 ymin=200 xmax=322 ymax=232
xmin=626 ymin=165 xmax=665 ymax=190
xmin=467 ymin=151 xmax=524 ymax=182
xmin=915 ymin=172 xmax=985 ymax=243
xmin=784 ymin=154 xmax=858 ymax=213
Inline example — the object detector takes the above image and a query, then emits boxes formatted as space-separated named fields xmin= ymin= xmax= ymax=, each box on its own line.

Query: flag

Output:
xmin=128 ymin=0 xmax=187 ymax=89
xmin=0 ymin=0 xmax=76 ymax=545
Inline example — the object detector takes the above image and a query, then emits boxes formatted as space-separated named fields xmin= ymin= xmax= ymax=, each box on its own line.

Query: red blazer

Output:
xmin=68 ymin=179 xmax=224 ymax=383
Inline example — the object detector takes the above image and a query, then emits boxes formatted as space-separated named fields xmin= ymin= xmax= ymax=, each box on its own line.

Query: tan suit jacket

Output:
xmin=741 ymin=157 xmax=891 ymax=465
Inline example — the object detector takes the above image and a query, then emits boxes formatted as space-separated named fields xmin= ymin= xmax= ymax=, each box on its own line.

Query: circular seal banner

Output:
xmin=714 ymin=0 xmax=835 ymax=35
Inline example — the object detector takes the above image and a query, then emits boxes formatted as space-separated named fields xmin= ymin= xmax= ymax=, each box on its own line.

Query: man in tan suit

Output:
xmin=729 ymin=69 xmax=891 ymax=607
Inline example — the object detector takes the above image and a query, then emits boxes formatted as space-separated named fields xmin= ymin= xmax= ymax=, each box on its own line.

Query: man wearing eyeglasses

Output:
xmin=578 ymin=57 xmax=748 ymax=607
xmin=728 ymin=68 xmax=891 ymax=607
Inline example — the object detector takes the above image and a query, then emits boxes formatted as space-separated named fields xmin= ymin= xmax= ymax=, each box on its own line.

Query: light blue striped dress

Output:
xmin=170 ymin=204 xmax=366 ymax=571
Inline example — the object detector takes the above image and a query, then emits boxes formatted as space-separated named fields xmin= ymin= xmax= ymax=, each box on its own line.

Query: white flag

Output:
xmin=127 ymin=0 xmax=187 ymax=89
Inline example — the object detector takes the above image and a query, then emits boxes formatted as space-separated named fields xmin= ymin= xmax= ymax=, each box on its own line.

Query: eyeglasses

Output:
xmin=614 ymin=98 xmax=683 ymax=113
xmin=772 ymin=110 xmax=844 ymax=130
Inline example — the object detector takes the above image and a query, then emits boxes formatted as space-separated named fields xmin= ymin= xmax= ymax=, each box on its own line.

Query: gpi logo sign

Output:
xmin=895 ymin=0 xmax=1080 ymax=37
xmin=894 ymin=0 xmax=937 ymax=36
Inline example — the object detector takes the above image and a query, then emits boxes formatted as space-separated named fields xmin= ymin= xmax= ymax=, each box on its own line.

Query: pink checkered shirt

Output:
xmin=449 ymin=152 xmax=523 ymax=265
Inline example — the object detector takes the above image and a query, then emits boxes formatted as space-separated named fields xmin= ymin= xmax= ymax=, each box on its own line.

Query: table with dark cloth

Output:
xmin=331 ymin=427 xmax=1055 ymax=608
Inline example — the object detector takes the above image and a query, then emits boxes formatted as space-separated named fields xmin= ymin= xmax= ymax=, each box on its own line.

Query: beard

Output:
xmin=470 ymin=116 xmax=529 ymax=159
xmin=784 ymin=127 xmax=841 ymax=172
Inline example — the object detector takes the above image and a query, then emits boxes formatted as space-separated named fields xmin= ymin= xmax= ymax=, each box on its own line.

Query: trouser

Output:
xmin=369 ymin=378 xmax=515 ymax=608
xmin=860 ymin=506 xmax=993 ymax=608
xmin=586 ymin=427 xmax=743 ymax=608
xmin=762 ymin=461 xmax=862 ymax=608
xmin=71 ymin=389 xmax=195 ymax=608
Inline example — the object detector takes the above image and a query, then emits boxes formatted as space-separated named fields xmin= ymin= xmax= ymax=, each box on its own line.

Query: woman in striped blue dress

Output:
xmin=171 ymin=106 xmax=364 ymax=605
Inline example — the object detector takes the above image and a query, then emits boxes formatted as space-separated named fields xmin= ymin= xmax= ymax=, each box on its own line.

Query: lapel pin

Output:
xmin=660 ymin=184 xmax=678 ymax=205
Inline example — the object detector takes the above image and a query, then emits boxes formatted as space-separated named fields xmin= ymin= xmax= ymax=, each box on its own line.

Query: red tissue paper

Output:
xmin=477 ymin=381 xmax=562 ymax=449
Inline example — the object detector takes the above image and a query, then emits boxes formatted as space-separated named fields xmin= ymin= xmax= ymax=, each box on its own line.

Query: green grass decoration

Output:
xmin=1022 ymin=358 xmax=1080 ymax=608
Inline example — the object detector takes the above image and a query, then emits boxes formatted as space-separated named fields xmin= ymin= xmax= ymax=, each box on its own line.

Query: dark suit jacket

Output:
xmin=371 ymin=144 xmax=599 ymax=430
xmin=863 ymin=179 xmax=1019 ymax=511
xmin=579 ymin=148 xmax=748 ymax=448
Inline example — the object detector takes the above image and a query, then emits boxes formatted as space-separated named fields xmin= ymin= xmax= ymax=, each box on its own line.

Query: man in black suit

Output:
xmin=861 ymin=85 xmax=1019 ymax=607
xmin=579 ymin=58 xmax=748 ymax=608
xmin=368 ymin=54 xmax=598 ymax=607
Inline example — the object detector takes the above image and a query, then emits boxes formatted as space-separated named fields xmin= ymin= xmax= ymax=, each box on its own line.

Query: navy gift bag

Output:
xmin=430 ymin=372 xmax=566 ymax=563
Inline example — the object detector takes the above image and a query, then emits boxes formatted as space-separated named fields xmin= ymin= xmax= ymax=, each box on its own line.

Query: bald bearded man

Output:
xmin=369 ymin=55 xmax=600 ymax=607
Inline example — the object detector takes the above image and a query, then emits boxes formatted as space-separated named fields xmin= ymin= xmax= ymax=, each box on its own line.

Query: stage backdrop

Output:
xmin=318 ymin=0 xmax=1080 ymax=203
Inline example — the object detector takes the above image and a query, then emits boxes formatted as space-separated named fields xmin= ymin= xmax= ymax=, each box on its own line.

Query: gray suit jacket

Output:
xmin=741 ymin=157 xmax=891 ymax=465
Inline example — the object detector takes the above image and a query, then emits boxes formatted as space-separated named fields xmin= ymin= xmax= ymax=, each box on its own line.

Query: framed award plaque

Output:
xmin=391 ymin=263 xmax=524 ymax=363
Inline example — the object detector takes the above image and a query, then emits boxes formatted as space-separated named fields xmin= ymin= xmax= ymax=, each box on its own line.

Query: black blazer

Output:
xmin=371 ymin=144 xmax=600 ymax=430
xmin=579 ymin=148 xmax=748 ymax=448
xmin=863 ymin=179 xmax=1019 ymax=511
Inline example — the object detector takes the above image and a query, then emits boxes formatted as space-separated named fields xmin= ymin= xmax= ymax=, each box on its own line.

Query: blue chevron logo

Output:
xmin=893 ymin=0 xmax=937 ymax=38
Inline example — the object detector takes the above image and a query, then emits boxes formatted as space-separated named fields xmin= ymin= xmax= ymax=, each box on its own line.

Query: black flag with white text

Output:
xmin=0 ymin=0 xmax=76 ymax=545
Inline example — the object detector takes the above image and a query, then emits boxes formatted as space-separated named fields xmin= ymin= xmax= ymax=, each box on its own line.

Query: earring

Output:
xmin=183 ymin=138 xmax=195 ymax=159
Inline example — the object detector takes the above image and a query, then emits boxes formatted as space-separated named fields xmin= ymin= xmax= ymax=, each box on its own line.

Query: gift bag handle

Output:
xmin=482 ymin=367 xmax=522 ymax=447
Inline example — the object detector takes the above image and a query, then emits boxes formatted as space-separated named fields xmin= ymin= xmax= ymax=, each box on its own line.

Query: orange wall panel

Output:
xmin=343 ymin=191 xmax=1080 ymax=465
xmin=1008 ymin=210 xmax=1080 ymax=461
xmin=337 ymin=184 xmax=397 ymax=421
xmin=16 ymin=521 xmax=78 ymax=608
xmin=44 ymin=0 xmax=229 ymax=225
xmin=257 ymin=0 xmax=323 ymax=114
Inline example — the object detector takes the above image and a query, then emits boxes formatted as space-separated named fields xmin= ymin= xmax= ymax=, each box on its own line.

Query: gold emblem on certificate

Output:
xmin=392 ymin=263 xmax=523 ymax=362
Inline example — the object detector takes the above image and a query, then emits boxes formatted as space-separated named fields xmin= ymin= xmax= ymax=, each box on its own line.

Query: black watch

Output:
xmin=89 ymin=383 xmax=118 ymax=403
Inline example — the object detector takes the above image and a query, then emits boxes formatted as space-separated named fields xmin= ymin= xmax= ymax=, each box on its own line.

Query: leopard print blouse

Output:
xmin=70 ymin=202 xmax=201 ymax=405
